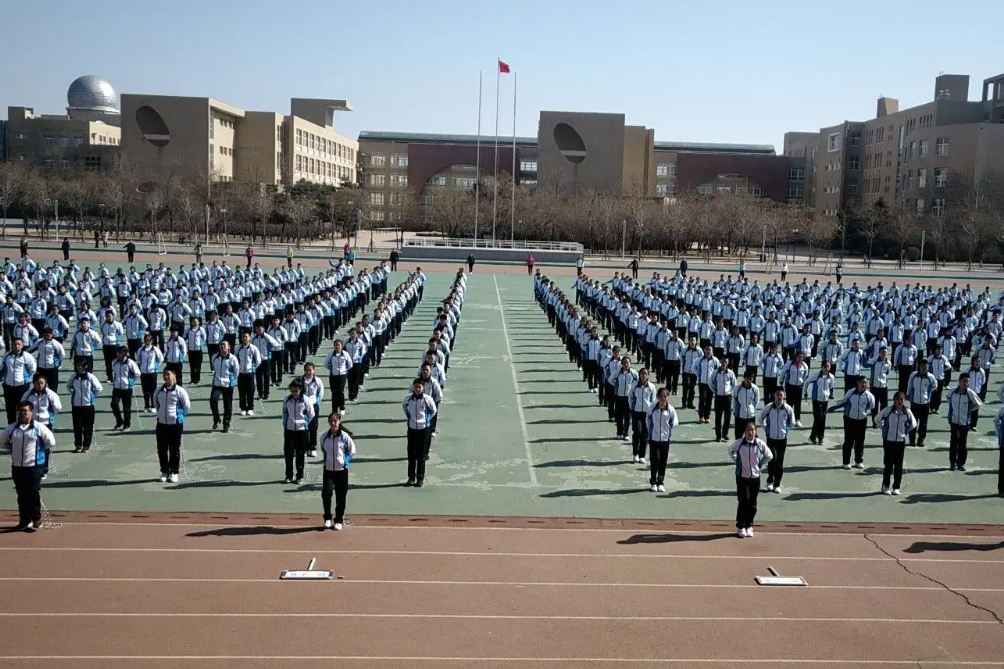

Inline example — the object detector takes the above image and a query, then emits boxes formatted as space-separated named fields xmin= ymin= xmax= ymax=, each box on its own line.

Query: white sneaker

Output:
xmin=746 ymin=527 xmax=754 ymax=538
xmin=657 ymin=484 xmax=666 ymax=493
xmin=159 ymin=474 xmax=168 ymax=483
xmin=738 ymin=528 xmax=748 ymax=538
xmin=842 ymin=464 xmax=852 ymax=470
xmin=169 ymin=474 xmax=179 ymax=483
xmin=773 ymin=486 xmax=783 ymax=495
xmin=309 ymin=450 xmax=318 ymax=458
xmin=892 ymin=488 xmax=901 ymax=496
xmin=853 ymin=462 xmax=864 ymax=469
xmin=622 ymin=436 xmax=630 ymax=443
xmin=333 ymin=523 xmax=343 ymax=531
xmin=240 ymin=410 xmax=247 ymax=416
xmin=650 ymin=484 xmax=658 ymax=492
xmin=633 ymin=455 xmax=639 ymax=463
xmin=881 ymin=486 xmax=891 ymax=495
xmin=324 ymin=519 xmax=333 ymax=529
xmin=765 ymin=483 xmax=775 ymax=492
xmin=246 ymin=410 xmax=254 ymax=417
xmin=640 ymin=457 xmax=647 ymax=465
xmin=794 ymin=420 xmax=803 ymax=428
xmin=338 ymin=409 xmax=345 ymax=416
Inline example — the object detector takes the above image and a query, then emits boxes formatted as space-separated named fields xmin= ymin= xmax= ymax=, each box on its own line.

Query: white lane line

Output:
xmin=494 ymin=273 xmax=538 ymax=487
xmin=2 ymin=656 xmax=1002 ymax=664
xmin=1 ymin=577 xmax=1000 ymax=592
xmin=0 ymin=613 xmax=995 ymax=624
xmin=1 ymin=546 xmax=1001 ymax=563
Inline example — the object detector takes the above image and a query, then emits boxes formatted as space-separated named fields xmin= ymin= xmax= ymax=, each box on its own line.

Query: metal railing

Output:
xmin=404 ymin=237 xmax=583 ymax=253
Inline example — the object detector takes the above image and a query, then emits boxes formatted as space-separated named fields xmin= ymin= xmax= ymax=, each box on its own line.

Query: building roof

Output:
xmin=358 ymin=130 xmax=538 ymax=147
xmin=653 ymin=141 xmax=775 ymax=155
xmin=67 ymin=75 xmax=119 ymax=114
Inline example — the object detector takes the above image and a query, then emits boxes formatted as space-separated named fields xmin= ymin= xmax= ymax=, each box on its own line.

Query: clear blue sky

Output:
xmin=2 ymin=0 xmax=1000 ymax=149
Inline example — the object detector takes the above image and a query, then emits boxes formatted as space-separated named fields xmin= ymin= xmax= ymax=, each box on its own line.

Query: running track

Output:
xmin=0 ymin=512 xmax=1002 ymax=667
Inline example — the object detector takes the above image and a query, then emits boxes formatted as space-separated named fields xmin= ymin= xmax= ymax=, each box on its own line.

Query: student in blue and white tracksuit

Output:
xmin=320 ymin=412 xmax=357 ymax=530
xmin=877 ymin=391 xmax=916 ymax=495
xmin=21 ymin=374 xmax=61 ymax=480
xmin=209 ymin=341 xmax=240 ymax=433
xmin=4 ymin=401 xmax=56 ymax=531
xmin=804 ymin=361 xmax=835 ymax=444
xmin=732 ymin=372 xmax=759 ymax=441
xmin=137 ymin=334 xmax=165 ymax=411
xmin=994 ymin=404 xmax=1004 ymax=497
xmin=2 ymin=338 xmax=38 ymax=425
xmin=281 ymin=379 xmax=315 ymax=484
xmin=628 ymin=368 xmax=657 ymax=462
xmin=234 ymin=331 xmax=262 ymax=416
xmin=829 ymin=377 xmax=876 ymax=469
xmin=110 ymin=346 xmax=141 ymax=430
xmin=728 ymin=421 xmax=773 ymax=538
xmin=946 ymin=373 xmax=983 ymax=472
xmin=646 ymin=388 xmax=678 ymax=492
xmin=324 ymin=339 xmax=353 ymax=415
xmin=68 ymin=360 xmax=102 ymax=453
xmin=758 ymin=389 xmax=795 ymax=493
xmin=300 ymin=362 xmax=324 ymax=457
xmin=403 ymin=379 xmax=437 ymax=487
xmin=153 ymin=369 xmax=191 ymax=483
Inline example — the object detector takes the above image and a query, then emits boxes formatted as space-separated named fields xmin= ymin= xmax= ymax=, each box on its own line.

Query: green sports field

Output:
xmin=5 ymin=269 xmax=1004 ymax=524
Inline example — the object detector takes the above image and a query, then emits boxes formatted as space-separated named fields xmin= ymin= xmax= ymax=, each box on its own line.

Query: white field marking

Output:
xmin=493 ymin=273 xmax=537 ymax=487
xmin=2 ymin=658 xmax=1002 ymax=665
xmin=5 ymin=520 xmax=1004 ymax=540
xmin=0 ymin=613 xmax=996 ymax=625
xmin=0 ymin=577 xmax=1000 ymax=592
xmin=0 ymin=546 xmax=1000 ymax=564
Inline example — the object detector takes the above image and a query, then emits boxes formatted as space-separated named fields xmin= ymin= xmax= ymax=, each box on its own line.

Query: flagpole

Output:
xmin=474 ymin=71 xmax=482 ymax=246
xmin=492 ymin=58 xmax=501 ymax=245
xmin=510 ymin=72 xmax=517 ymax=245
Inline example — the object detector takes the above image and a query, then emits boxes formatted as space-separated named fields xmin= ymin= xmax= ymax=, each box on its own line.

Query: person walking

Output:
xmin=526 ymin=254 xmax=535 ymax=276
xmin=876 ymin=391 xmax=917 ymax=495
xmin=61 ymin=237 xmax=71 ymax=262
xmin=646 ymin=387 xmax=678 ymax=492
xmin=389 ymin=249 xmax=399 ymax=271
xmin=4 ymin=401 xmax=56 ymax=532
xmin=758 ymin=388 xmax=795 ymax=494
xmin=110 ymin=346 xmax=140 ymax=431
xmin=320 ymin=412 xmax=356 ymax=530
xmin=780 ymin=262 xmax=788 ymax=282
xmin=245 ymin=245 xmax=254 ymax=270
xmin=466 ymin=253 xmax=475 ymax=273
xmin=946 ymin=373 xmax=982 ymax=472
xmin=828 ymin=377 xmax=876 ymax=469
xmin=281 ymin=379 xmax=314 ymax=484
xmin=728 ymin=422 xmax=773 ymax=538
xmin=286 ymin=245 xmax=294 ymax=269
xmin=403 ymin=378 xmax=437 ymax=487
xmin=124 ymin=240 xmax=136 ymax=263
xmin=153 ymin=369 xmax=191 ymax=483
xmin=68 ymin=360 xmax=102 ymax=453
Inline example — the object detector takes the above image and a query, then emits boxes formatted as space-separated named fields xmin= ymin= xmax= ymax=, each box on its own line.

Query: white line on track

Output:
xmin=1 ymin=656 xmax=1001 ymax=664
xmin=494 ymin=273 xmax=538 ymax=487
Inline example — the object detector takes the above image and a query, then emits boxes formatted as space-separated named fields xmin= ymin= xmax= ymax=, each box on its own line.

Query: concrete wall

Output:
xmin=537 ymin=111 xmax=626 ymax=196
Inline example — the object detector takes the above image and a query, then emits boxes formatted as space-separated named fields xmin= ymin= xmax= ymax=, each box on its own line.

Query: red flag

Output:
xmin=498 ymin=60 xmax=510 ymax=74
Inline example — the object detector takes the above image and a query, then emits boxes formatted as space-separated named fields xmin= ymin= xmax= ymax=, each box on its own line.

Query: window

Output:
xmin=432 ymin=175 xmax=447 ymax=187
xmin=369 ymin=193 xmax=384 ymax=206
xmin=296 ymin=129 xmax=302 ymax=145
xmin=455 ymin=176 xmax=476 ymax=188
xmin=827 ymin=132 xmax=841 ymax=152
xmin=934 ymin=167 xmax=948 ymax=188
xmin=656 ymin=162 xmax=677 ymax=177
xmin=388 ymin=193 xmax=403 ymax=206
xmin=656 ymin=184 xmax=668 ymax=196
xmin=296 ymin=155 xmax=302 ymax=171
xmin=697 ymin=183 xmax=713 ymax=195
xmin=390 ymin=174 xmax=408 ymax=187
xmin=936 ymin=137 xmax=949 ymax=156
xmin=848 ymin=157 xmax=860 ymax=171
xmin=370 ymin=209 xmax=385 ymax=222
xmin=520 ymin=159 xmax=537 ymax=173
xmin=916 ymin=198 xmax=925 ymax=214
xmin=390 ymin=153 xmax=408 ymax=167
xmin=522 ymin=179 xmax=537 ymax=187
xmin=788 ymin=167 xmax=805 ymax=180
xmin=846 ymin=181 xmax=859 ymax=195
xmin=919 ymin=139 xmax=929 ymax=157
xmin=909 ymin=141 xmax=916 ymax=159
xmin=932 ymin=198 xmax=945 ymax=216
xmin=849 ymin=132 xmax=861 ymax=146
xmin=906 ymin=170 xmax=914 ymax=189
xmin=787 ymin=187 xmax=804 ymax=201
xmin=369 ymin=154 xmax=386 ymax=167
xmin=209 ymin=119 xmax=214 ymax=140
xmin=368 ymin=173 xmax=385 ymax=186
xmin=918 ymin=168 xmax=927 ymax=188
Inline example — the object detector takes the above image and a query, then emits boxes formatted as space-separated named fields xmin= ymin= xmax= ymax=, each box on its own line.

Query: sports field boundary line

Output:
xmin=0 ymin=613 xmax=996 ymax=624
xmin=2 ymin=577 xmax=1000 ymax=591
xmin=2 ymin=656 xmax=1001 ymax=665
xmin=1 ymin=546 xmax=999 ymax=564
xmin=493 ymin=273 xmax=538 ymax=487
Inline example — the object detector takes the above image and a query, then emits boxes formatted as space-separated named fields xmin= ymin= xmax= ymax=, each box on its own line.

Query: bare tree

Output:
xmin=804 ymin=210 xmax=837 ymax=265
xmin=0 ymin=161 xmax=26 ymax=241
xmin=857 ymin=200 xmax=886 ymax=267
xmin=282 ymin=192 xmax=315 ymax=247
xmin=429 ymin=186 xmax=474 ymax=238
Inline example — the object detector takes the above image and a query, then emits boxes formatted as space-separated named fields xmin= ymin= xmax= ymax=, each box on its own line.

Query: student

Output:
xmin=929 ymin=345 xmax=950 ymax=413
xmin=320 ymin=412 xmax=357 ymax=530
xmin=906 ymin=359 xmax=937 ymax=447
xmin=838 ymin=339 xmax=866 ymax=392
xmin=137 ymin=334 xmax=165 ymax=411
xmin=403 ymin=379 xmax=437 ymax=487
xmin=99 ymin=311 xmax=124 ymax=381
xmin=612 ymin=356 xmax=639 ymax=440
xmin=728 ymin=422 xmax=773 ymax=538
xmin=628 ymin=368 xmax=657 ymax=463
xmin=692 ymin=346 xmax=719 ymax=425
xmin=680 ymin=336 xmax=702 ymax=410
xmin=946 ymin=373 xmax=983 ymax=472
xmin=604 ymin=347 xmax=622 ymax=421
xmin=779 ymin=352 xmax=809 ymax=427
xmin=758 ymin=388 xmax=795 ymax=494
xmin=325 ymin=339 xmax=353 ymax=416
xmin=732 ymin=372 xmax=759 ymax=440
xmin=70 ymin=316 xmax=102 ymax=373
xmin=804 ymin=360 xmax=835 ymax=444
xmin=2 ymin=338 xmax=38 ymax=425
xmin=663 ymin=331 xmax=684 ymax=395
xmin=828 ymin=377 xmax=876 ymax=469
xmin=185 ymin=317 xmax=206 ymax=384
xmin=301 ymin=363 xmax=324 ymax=457
xmin=963 ymin=357 xmax=986 ymax=429
xmin=4 ymin=400 xmax=56 ymax=532
xmin=761 ymin=343 xmax=783 ymax=404
xmin=250 ymin=324 xmax=281 ymax=401
xmin=418 ymin=363 xmax=443 ymax=440
xmin=163 ymin=328 xmax=188 ymax=386
xmin=234 ymin=331 xmax=262 ymax=416
xmin=281 ymin=379 xmax=314 ymax=484
xmin=110 ymin=346 xmax=140 ymax=431
xmin=893 ymin=335 xmax=919 ymax=394
xmin=994 ymin=404 xmax=1004 ymax=498
xmin=868 ymin=347 xmax=892 ymax=423
xmin=877 ymin=391 xmax=917 ymax=495
xmin=741 ymin=333 xmax=763 ymax=384
xmin=153 ymin=369 xmax=191 ymax=484
xmin=21 ymin=374 xmax=61 ymax=480
xmin=209 ymin=340 xmax=239 ymax=433
xmin=711 ymin=358 xmax=737 ymax=442
xmin=646 ymin=387 xmax=678 ymax=492
xmin=68 ymin=360 xmax=102 ymax=453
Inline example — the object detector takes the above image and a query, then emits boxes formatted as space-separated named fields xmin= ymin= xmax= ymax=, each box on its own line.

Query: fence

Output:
xmin=404 ymin=236 xmax=583 ymax=254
